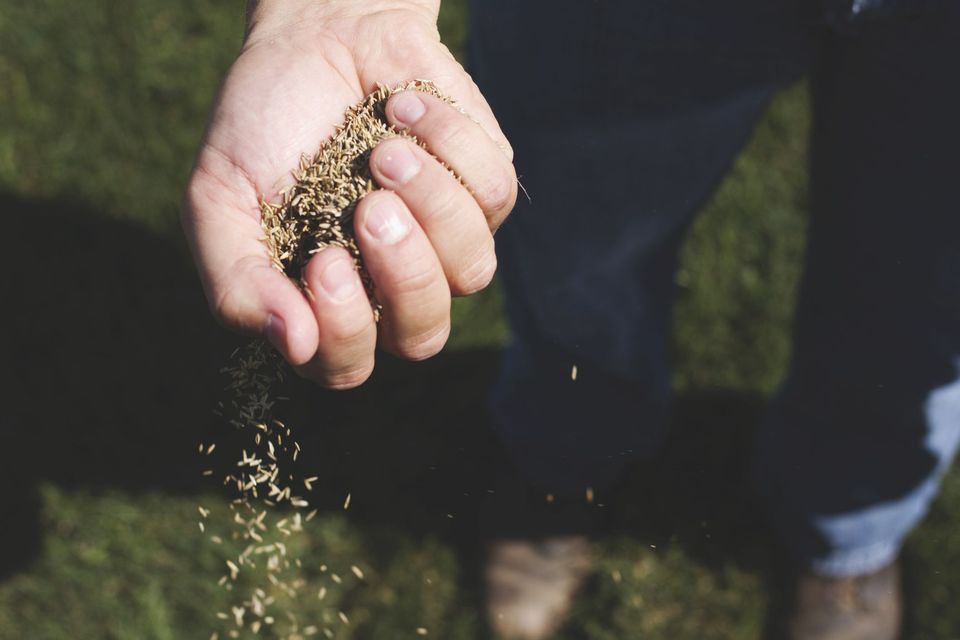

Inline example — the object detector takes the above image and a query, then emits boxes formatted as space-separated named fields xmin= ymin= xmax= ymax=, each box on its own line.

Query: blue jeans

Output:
xmin=468 ymin=0 xmax=960 ymax=576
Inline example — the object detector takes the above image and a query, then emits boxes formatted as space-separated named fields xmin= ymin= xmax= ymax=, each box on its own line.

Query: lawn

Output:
xmin=1 ymin=1 xmax=958 ymax=638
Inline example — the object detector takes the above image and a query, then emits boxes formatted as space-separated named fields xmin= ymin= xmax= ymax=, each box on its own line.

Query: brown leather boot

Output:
xmin=484 ymin=535 xmax=593 ymax=640
xmin=779 ymin=561 xmax=902 ymax=640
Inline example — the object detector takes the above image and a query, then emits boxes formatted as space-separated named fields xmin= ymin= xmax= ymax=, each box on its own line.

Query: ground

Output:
xmin=1 ymin=1 xmax=958 ymax=638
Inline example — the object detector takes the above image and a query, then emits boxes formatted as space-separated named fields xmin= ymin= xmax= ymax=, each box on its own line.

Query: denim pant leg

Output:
xmin=469 ymin=0 xmax=813 ymax=496
xmin=754 ymin=3 xmax=960 ymax=576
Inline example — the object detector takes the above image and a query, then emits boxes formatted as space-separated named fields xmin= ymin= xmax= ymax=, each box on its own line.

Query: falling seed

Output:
xmin=202 ymin=83 xmax=460 ymax=639
xmin=586 ymin=487 xmax=595 ymax=504
xmin=417 ymin=628 xmax=429 ymax=636
xmin=571 ymin=365 xmax=578 ymax=381
xmin=198 ymin=521 xmax=205 ymax=533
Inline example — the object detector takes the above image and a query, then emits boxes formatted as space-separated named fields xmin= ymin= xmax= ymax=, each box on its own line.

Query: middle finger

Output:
xmin=370 ymin=137 xmax=498 ymax=296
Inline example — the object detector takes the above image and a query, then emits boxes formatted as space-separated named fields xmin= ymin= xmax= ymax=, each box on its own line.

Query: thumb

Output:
xmin=182 ymin=161 xmax=318 ymax=366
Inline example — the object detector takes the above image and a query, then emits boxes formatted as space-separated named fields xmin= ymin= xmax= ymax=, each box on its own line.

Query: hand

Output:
xmin=182 ymin=0 xmax=517 ymax=388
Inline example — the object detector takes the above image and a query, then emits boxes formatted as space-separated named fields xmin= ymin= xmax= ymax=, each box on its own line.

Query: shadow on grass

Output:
xmin=0 ymin=192 xmax=771 ymax=562
xmin=2 ymin=192 xmax=234 ymax=577
xmin=4 ymin=193 xmax=945 ymax=638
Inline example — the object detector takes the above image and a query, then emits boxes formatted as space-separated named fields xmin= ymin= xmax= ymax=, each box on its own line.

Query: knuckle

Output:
xmin=207 ymin=255 xmax=264 ymax=333
xmin=476 ymin=166 xmax=518 ymax=217
xmin=432 ymin=116 xmax=472 ymax=156
xmin=388 ymin=257 xmax=443 ymax=298
xmin=452 ymin=247 xmax=497 ymax=296
xmin=395 ymin=322 xmax=451 ymax=362
xmin=210 ymin=283 xmax=244 ymax=331
xmin=322 ymin=313 xmax=374 ymax=346
xmin=322 ymin=365 xmax=374 ymax=390
xmin=417 ymin=183 xmax=460 ymax=224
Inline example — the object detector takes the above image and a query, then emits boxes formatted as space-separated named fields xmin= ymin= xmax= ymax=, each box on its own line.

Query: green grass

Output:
xmin=1 ymin=1 xmax=958 ymax=639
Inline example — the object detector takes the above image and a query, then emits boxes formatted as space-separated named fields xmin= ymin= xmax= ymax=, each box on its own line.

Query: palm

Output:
xmin=195 ymin=8 xmax=468 ymax=230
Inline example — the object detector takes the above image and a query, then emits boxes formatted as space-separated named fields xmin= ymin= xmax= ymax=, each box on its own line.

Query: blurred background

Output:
xmin=2 ymin=1 xmax=958 ymax=638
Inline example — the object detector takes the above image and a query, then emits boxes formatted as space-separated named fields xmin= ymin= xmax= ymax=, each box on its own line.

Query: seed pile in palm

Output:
xmin=260 ymin=79 xmax=453 ymax=321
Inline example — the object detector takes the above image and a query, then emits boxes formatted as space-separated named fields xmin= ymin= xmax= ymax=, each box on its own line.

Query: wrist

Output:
xmin=246 ymin=0 xmax=440 ymax=37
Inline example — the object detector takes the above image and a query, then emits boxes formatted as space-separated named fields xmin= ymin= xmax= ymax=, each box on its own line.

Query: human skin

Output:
xmin=182 ymin=0 xmax=517 ymax=388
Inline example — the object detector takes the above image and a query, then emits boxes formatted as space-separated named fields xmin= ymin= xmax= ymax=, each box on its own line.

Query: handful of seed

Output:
xmin=202 ymin=81 xmax=458 ymax=640
xmin=260 ymin=80 xmax=455 ymax=320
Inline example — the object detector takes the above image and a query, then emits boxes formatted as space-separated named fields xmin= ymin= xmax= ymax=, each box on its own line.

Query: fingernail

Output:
xmin=265 ymin=314 xmax=285 ymax=350
xmin=392 ymin=92 xmax=426 ymax=128
xmin=376 ymin=142 xmax=421 ymax=185
xmin=318 ymin=254 xmax=359 ymax=301
xmin=365 ymin=197 xmax=412 ymax=245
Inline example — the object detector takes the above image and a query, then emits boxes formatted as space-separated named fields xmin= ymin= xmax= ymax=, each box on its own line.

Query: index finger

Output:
xmin=385 ymin=90 xmax=519 ymax=231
